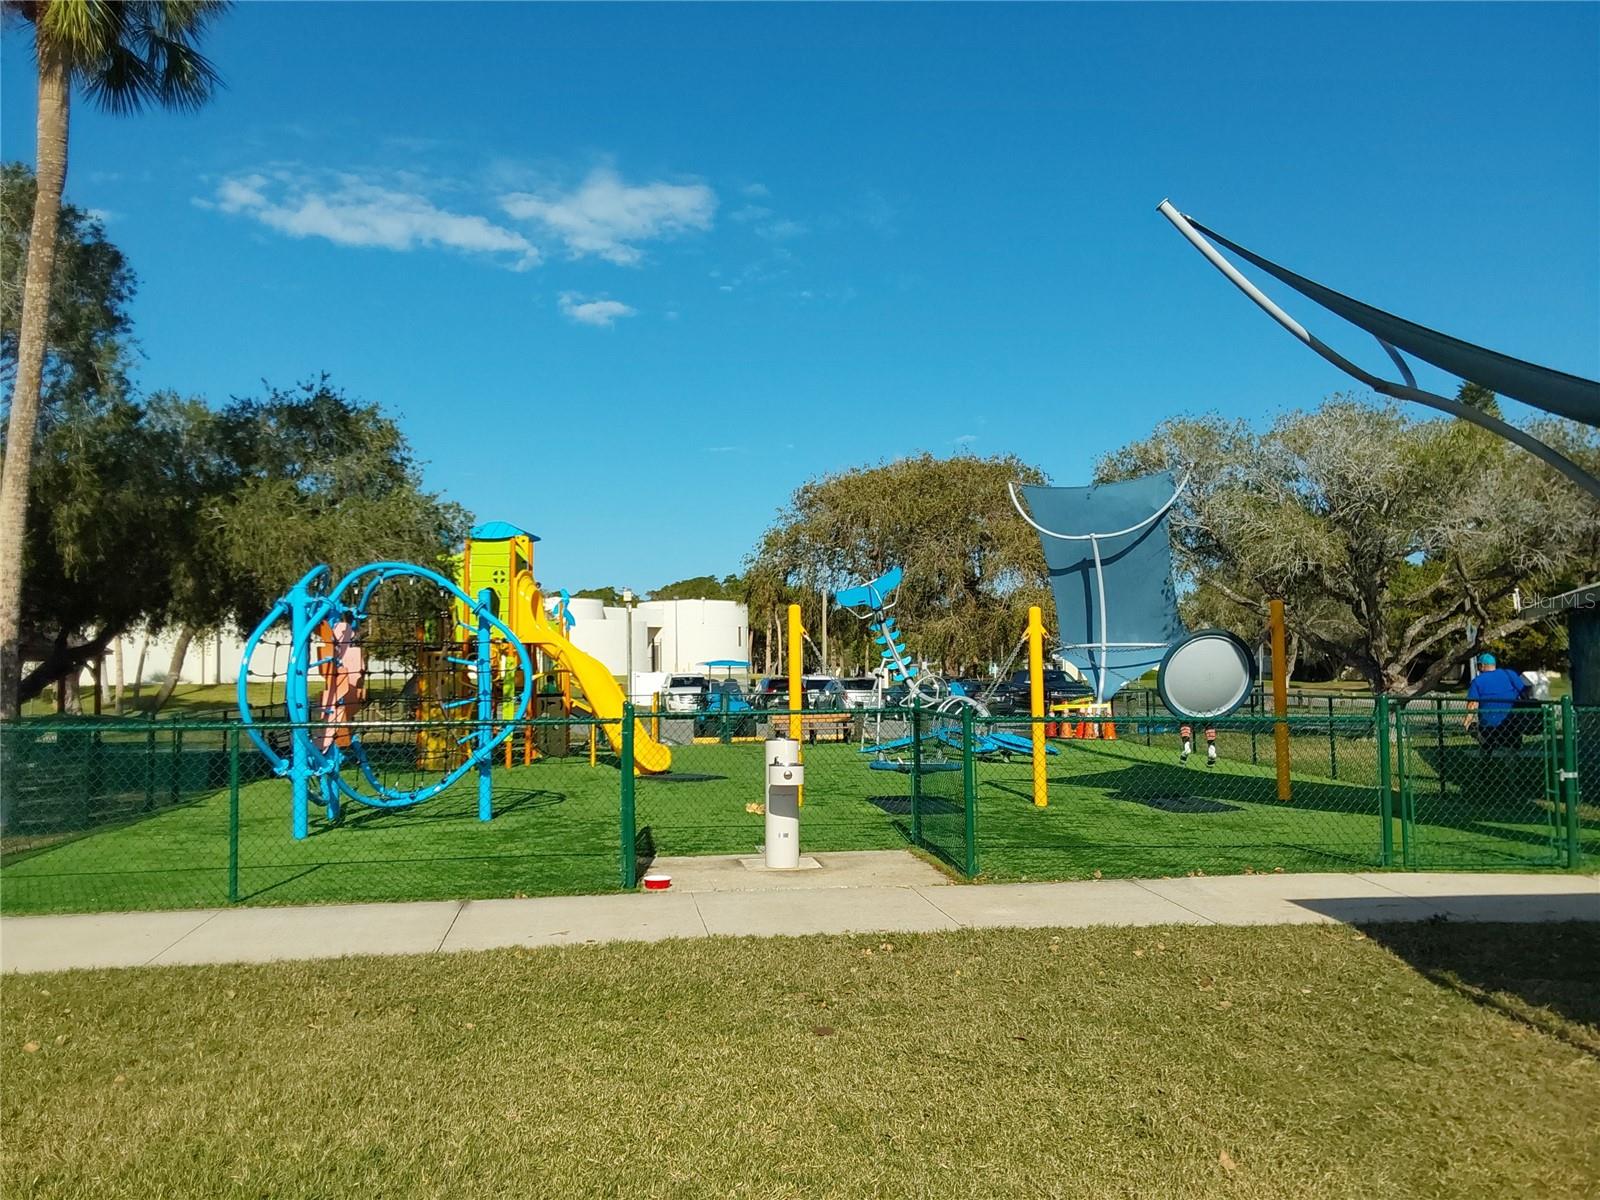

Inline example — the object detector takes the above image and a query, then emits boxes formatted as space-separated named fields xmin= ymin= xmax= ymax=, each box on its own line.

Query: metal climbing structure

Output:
xmin=238 ymin=562 xmax=534 ymax=840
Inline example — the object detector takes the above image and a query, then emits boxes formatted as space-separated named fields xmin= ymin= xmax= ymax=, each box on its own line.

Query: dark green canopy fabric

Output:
xmin=1190 ymin=218 xmax=1600 ymax=428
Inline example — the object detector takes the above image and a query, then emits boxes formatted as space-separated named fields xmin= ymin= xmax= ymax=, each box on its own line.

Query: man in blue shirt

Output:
xmin=1464 ymin=652 xmax=1531 ymax=751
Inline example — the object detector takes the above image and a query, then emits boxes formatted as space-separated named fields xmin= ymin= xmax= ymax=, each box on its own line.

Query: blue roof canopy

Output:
xmin=470 ymin=521 xmax=539 ymax=542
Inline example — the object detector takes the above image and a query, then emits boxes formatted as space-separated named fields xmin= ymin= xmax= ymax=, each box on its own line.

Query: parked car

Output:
xmin=661 ymin=674 xmax=710 ymax=714
xmin=949 ymin=676 xmax=992 ymax=702
xmin=993 ymin=668 xmax=1093 ymax=712
xmin=751 ymin=677 xmax=788 ymax=709
xmin=751 ymin=675 xmax=847 ymax=710
xmin=803 ymin=675 xmax=846 ymax=710
xmin=839 ymin=676 xmax=880 ymax=709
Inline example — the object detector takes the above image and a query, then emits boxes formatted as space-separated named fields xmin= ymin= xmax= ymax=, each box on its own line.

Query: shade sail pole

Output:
xmin=1157 ymin=200 xmax=1600 ymax=502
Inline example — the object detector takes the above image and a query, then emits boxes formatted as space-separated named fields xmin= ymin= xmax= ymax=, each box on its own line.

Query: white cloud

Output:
xmin=559 ymin=292 xmax=636 ymax=327
xmin=207 ymin=169 xmax=539 ymax=266
xmin=954 ymin=434 xmax=978 ymax=446
xmin=741 ymin=182 xmax=770 ymax=198
xmin=500 ymin=167 xmax=715 ymax=265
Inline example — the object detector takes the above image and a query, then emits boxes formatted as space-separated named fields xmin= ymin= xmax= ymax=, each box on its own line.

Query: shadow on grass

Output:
xmin=1314 ymin=915 xmax=1600 ymax=1056
xmin=335 ymin=788 xmax=566 ymax=831
xmin=642 ymin=773 xmax=729 ymax=785
xmin=1050 ymin=742 xmax=1563 ymax=863
xmin=868 ymin=794 xmax=962 ymax=817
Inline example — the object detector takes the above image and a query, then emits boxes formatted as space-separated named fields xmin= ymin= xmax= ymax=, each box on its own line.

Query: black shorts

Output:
xmin=1473 ymin=721 xmax=1520 ymax=752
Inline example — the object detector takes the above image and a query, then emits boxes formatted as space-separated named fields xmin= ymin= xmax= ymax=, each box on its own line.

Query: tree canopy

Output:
xmin=649 ymin=574 xmax=745 ymax=603
xmin=1098 ymin=396 xmax=1600 ymax=695
xmin=15 ymin=375 xmax=469 ymax=707
xmin=0 ymin=161 xmax=136 ymax=414
xmin=749 ymin=453 xmax=1051 ymax=673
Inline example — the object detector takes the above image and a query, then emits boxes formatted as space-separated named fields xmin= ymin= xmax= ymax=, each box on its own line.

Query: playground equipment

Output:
xmin=456 ymin=522 xmax=671 ymax=774
xmin=834 ymin=566 xmax=993 ymax=717
xmin=238 ymin=561 xmax=535 ymax=840
xmin=239 ymin=522 xmax=671 ymax=839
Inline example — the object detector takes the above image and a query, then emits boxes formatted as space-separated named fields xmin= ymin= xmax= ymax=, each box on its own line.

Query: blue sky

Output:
xmin=4 ymin=2 xmax=1596 ymax=592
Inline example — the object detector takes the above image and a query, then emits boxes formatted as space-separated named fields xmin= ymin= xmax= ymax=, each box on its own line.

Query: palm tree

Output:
xmin=0 ymin=0 xmax=226 ymax=718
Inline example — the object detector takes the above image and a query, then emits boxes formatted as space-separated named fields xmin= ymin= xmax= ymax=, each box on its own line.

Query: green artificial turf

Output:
xmin=3 ymin=923 xmax=1597 ymax=1199
xmin=3 ymin=725 xmax=1588 ymax=915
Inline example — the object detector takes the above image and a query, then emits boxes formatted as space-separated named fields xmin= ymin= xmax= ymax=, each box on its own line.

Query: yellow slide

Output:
xmin=512 ymin=578 xmax=671 ymax=773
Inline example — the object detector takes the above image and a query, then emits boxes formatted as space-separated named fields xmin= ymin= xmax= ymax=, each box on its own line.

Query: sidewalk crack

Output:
xmin=435 ymin=901 xmax=467 ymax=953
xmin=1129 ymin=879 xmax=1219 ymax=925
xmin=142 ymin=908 xmax=225 ymax=966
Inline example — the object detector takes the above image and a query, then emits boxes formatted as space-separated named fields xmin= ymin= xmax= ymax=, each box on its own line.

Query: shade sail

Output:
xmin=1013 ymin=472 xmax=1186 ymax=702
xmin=1188 ymin=217 xmax=1600 ymax=428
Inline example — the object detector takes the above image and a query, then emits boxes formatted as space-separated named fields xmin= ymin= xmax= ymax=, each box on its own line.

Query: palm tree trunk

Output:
xmin=113 ymin=634 xmax=125 ymax=714
xmin=149 ymin=625 xmax=197 ymax=714
xmin=0 ymin=54 xmax=70 ymax=721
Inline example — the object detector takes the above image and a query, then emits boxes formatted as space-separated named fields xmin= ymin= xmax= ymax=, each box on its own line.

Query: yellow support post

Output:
xmin=589 ymin=722 xmax=597 ymax=767
xmin=1027 ymin=606 xmax=1048 ymax=808
xmin=788 ymin=602 xmax=805 ymax=805
xmin=1270 ymin=598 xmax=1291 ymax=802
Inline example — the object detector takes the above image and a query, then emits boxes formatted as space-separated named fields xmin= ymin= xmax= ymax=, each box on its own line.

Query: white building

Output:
xmin=563 ymin=597 xmax=750 ymax=687
xmin=59 ymin=599 xmax=748 ymax=703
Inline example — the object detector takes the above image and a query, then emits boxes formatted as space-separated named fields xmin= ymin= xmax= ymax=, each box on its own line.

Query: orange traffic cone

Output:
xmin=1102 ymin=719 xmax=1117 ymax=740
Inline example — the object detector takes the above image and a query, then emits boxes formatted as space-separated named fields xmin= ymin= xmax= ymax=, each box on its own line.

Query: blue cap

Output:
xmin=1478 ymin=652 xmax=1497 ymax=667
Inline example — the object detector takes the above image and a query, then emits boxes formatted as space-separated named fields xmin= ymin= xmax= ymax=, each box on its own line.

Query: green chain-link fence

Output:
xmin=2 ymin=698 xmax=1590 ymax=915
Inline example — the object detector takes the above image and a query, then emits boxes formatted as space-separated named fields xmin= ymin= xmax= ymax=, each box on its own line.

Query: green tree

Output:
xmin=1099 ymin=396 xmax=1600 ymax=695
xmin=572 ymin=586 xmax=625 ymax=606
xmin=749 ymin=453 xmax=1051 ymax=673
xmin=649 ymin=574 xmax=744 ymax=602
xmin=1 ymin=161 xmax=136 ymax=411
xmin=0 ymin=0 xmax=228 ymax=720
xmin=16 ymin=377 xmax=470 ymax=710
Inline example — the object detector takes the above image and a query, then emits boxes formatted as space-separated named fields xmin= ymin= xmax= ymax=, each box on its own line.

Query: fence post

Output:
xmin=1250 ymin=687 xmax=1259 ymax=764
xmin=228 ymin=724 xmax=241 ymax=903
xmin=1434 ymin=697 xmax=1446 ymax=801
xmin=1376 ymin=695 xmax=1393 ymax=867
xmin=171 ymin=721 xmax=183 ymax=805
xmin=1561 ymin=695 xmax=1581 ymax=869
xmin=1397 ymin=707 xmax=1416 ymax=868
xmin=1327 ymin=695 xmax=1338 ymax=780
xmin=619 ymin=702 xmax=637 ymax=889
xmin=911 ymin=703 xmax=926 ymax=843
xmin=962 ymin=703 xmax=978 ymax=877
xmin=144 ymin=719 xmax=156 ymax=812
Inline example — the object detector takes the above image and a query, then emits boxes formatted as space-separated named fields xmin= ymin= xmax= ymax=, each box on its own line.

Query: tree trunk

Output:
xmin=113 ymin=635 xmax=125 ymax=714
xmin=148 ymin=625 xmax=197 ymax=713
xmin=61 ymin=670 xmax=81 ymax=715
xmin=0 ymin=53 xmax=70 ymax=721
xmin=131 ymin=636 xmax=149 ymax=706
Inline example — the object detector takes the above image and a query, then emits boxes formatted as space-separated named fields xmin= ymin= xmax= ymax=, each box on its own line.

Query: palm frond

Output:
xmin=34 ymin=0 xmax=227 ymax=114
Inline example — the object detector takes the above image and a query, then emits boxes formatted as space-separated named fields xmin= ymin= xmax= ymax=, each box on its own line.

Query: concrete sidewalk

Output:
xmin=2 ymin=860 xmax=1595 ymax=975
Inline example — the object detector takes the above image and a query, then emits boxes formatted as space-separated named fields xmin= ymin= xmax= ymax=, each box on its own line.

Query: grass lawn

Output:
xmin=3 ymin=727 xmax=1587 ymax=915
xmin=3 ymin=922 xmax=1596 ymax=1199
